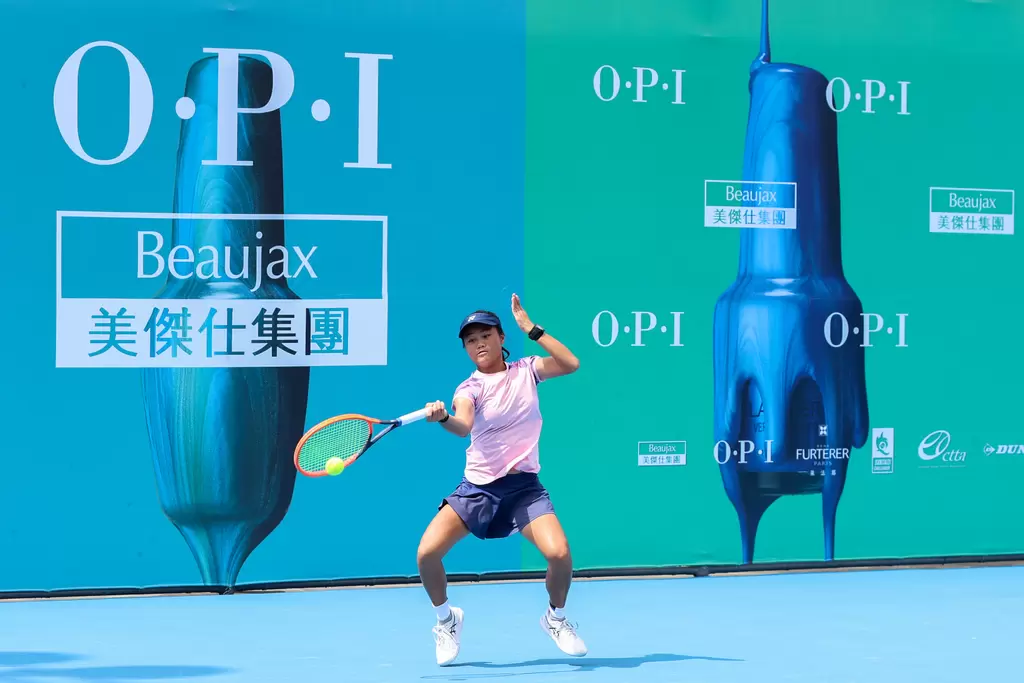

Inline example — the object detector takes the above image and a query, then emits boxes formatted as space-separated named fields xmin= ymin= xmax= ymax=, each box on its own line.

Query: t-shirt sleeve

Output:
xmin=453 ymin=377 xmax=480 ymax=407
xmin=523 ymin=355 xmax=544 ymax=384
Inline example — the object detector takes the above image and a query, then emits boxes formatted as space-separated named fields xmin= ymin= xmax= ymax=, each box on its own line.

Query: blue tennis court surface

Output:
xmin=0 ymin=565 xmax=1016 ymax=682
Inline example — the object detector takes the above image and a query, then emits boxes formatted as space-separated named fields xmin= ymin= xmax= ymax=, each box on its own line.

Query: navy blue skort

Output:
xmin=440 ymin=472 xmax=555 ymax=540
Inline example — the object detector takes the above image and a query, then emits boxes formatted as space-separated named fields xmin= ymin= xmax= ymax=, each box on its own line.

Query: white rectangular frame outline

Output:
xmin=703 ymin=179 xmax=799 ymax=210
xmin=928 ymin=187 xmax=1015 ymax=214
xmin=55 ymin=211 xmax=388 ymax=354
xmin=636 ymin=440 xmax=688 ymax=456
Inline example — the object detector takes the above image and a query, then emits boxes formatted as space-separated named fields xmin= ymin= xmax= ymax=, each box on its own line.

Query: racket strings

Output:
xmin=297 ymin=419 xmax=372 ymax=473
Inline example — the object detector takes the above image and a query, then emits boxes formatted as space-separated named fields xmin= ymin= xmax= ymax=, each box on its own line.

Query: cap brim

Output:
xmin=458 ymin=314 xmax=501 ymax=338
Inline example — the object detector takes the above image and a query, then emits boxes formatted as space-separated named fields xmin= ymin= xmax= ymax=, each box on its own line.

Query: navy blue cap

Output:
xmin=458 ymin=311 xmax=502 ymax=338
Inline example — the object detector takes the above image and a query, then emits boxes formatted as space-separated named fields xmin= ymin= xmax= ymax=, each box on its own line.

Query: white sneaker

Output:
xmin=541 ymin=611 xmax=588 ymax=657
xmin=433 ymin=607 xmax=464 ymax=666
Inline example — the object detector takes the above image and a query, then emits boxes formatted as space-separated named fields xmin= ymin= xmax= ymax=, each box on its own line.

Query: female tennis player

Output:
xmin=416 ymin=294 xmax=586 ymax=666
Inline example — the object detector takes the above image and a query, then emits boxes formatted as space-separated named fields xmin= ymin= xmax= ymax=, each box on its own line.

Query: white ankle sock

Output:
xmin=435 ymin=601 xmax=452 ymax=622
xmin=548 ymin=605 xmax=565 ymax=621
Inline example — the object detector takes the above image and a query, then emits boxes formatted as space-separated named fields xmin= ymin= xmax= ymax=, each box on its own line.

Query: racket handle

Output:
xmin=397 ymin=408 xmax=429 ymax=425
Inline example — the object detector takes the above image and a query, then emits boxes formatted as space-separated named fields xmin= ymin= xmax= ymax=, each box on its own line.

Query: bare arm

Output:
xmin=510 ymin=293 xmax=580 ymax=381
xmin=425 ymin=398 xmax=474 ymax=438
xmin=440 ymin=397 xmax=474 ymax=438
xmin=533 ymin=332 xmax=579 ymax=380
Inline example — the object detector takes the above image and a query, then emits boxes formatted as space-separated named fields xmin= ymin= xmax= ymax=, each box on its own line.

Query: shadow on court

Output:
xmin=421 ymin=653 xmax=742 ymax=679
xmin=0 ymin=653 xmax=83 ymax=667
xmin=0 ymin=654 xmax=233 ymax=680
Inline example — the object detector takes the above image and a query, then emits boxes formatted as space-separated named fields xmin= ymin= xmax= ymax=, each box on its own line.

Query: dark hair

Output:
xmin=461 ymin=309 xmax=510 ymax=361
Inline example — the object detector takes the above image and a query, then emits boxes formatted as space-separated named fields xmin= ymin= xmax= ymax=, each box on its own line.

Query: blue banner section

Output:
xmin=0 ymin=0 xmax=525 ymax=591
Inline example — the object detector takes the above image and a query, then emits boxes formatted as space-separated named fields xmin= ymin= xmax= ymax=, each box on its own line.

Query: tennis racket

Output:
xmin=293 ymin=407 xmax=429 ymax=477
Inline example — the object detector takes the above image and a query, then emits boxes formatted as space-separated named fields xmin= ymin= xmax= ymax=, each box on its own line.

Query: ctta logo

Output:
xmin=917 ymin=430 xmax=967 ymax=467
xmin=984 ymin=443 xmax=1024 ymax=456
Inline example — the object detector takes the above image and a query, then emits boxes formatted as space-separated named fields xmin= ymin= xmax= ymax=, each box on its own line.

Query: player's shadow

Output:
xmin=0 ymin=653 xmax=83 ymax=667
xmin=0 ymin=657 xmax=232 ymax=680
xmin=422 ymin=653 xmax=742 ymax=679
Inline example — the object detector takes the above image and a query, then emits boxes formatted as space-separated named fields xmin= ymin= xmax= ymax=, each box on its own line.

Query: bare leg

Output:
xmin=523 ymin=513 xmax=587 ymax=656
xmin=420 ymin=504 xmax=471 ymax=667
xmin=416 ymin=504 xmax=470 ymax=607
xmin=522 ymin=513 xmax=572 ymax=609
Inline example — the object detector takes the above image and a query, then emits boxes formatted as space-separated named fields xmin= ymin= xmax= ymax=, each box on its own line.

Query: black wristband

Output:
xmin=439 ymin=411 xmax=450 ymax=423
xmin=528 ymin=325 xmax=545 ymax=341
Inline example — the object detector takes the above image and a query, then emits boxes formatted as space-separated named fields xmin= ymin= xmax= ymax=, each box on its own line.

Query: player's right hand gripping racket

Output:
xmin=293 ymin=408 xmax=429 ymax=477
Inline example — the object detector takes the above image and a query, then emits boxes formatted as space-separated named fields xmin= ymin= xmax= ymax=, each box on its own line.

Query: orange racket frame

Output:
xmin=293 ymin=407 xmax=429 ymax=477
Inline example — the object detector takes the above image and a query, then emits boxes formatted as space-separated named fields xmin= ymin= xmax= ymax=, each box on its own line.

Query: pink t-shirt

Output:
xmin=452 ymin=356 xmax=545 ymax=485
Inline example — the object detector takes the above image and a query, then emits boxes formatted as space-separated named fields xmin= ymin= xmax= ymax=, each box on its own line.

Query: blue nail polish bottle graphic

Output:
xmin=141 ymin=56 xmax=310 ymax=587
xmin=712 ymin=0 xmax=869 ymax=563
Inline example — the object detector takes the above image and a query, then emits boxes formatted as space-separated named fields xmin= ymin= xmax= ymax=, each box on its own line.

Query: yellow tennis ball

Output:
xmin=325 ymin=457 xmax=346 ymax=476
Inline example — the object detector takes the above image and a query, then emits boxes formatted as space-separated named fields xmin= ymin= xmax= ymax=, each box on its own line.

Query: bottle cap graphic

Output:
xmin=739 ymin=0 xmax=843 ymax=280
